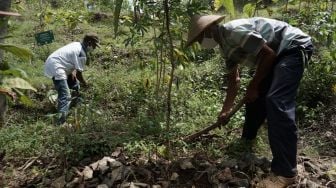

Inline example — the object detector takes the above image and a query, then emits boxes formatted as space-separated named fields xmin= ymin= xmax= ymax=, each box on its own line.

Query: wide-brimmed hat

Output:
xmin=186 ymin=15 xmax=225 ymax=47
xmin=0 ymin=10 xmax=21 ymax=17
xmin=83 ymin=32 xmax=101 ymax=48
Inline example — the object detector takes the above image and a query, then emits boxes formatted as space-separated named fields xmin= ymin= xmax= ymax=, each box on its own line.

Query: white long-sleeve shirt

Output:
xmin=44 ymin=42 xmax=87 ymax=80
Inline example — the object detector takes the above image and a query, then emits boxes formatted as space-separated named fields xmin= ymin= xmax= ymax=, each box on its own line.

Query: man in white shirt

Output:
xmin=44 ymin=33 xmax=100 ymax=125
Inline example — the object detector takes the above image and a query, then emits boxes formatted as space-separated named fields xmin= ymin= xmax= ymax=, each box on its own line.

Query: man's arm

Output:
xmin=245 ymin=44 xmax=277 ymax=103
xmin=218 ymin=64 xmax=240 ymax=123
xmin=75 ymin=70 xmax=87 ymax=86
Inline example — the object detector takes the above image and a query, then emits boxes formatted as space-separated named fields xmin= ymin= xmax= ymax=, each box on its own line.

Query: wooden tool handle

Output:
xmin=183 ymin=99 xmax=245 ymax=142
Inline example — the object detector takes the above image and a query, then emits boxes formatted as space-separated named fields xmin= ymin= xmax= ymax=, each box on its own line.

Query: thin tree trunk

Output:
xmin=285 ymin=0 xmax=289 ymax=12
xmin=163 ymin=0 xmax=175 ymax=159
xmin=0 ymin=0 xmax=11 ymax=61
xmin=154 ymin=27 xmax=160 ymax=96
xmin=253 ymin=0 xmax=258 ymax=17
xmin=0 ymin=0 xmax=12 ymax=127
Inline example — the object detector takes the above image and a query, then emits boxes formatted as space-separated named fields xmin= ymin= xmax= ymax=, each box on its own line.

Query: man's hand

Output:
xmin=71 ymin=70 xmax=77 ymax=80
xmin=217 ymin=109 xmax=231 ymax=128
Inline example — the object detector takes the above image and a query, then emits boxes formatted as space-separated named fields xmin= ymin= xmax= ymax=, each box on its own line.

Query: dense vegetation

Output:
xmin=0 ymin=0 xmax=335 ymax=187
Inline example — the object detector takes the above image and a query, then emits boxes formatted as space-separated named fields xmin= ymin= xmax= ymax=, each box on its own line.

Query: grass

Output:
xmin=1 ymin=2 xmax=335 ymax=184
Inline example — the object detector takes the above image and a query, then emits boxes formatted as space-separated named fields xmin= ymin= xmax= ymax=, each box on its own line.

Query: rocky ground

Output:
xmin=1 ymin=105 xmax=335 ymax=188
xmin=2 ymin=145 xmax=334 ymax=188
xmin=47 ymin=148 xmax=336 ymax=188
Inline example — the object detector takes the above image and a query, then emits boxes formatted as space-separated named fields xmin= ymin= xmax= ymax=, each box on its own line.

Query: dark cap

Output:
xmin=83 ymin=33 xmax=100 ymax=48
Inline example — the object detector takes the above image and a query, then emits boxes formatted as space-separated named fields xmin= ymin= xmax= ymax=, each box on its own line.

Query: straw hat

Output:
xmin=186 ymin=15 xmax=225 ymax=47
xmin=0 ymin=10 xmax=21 ymax=17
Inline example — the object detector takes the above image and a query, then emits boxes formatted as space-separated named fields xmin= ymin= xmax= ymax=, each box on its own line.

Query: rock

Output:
xmin=297 ymin=164 xmax=305 ymax=175
xmin=297 ymin=178 xmax=321 ymax=188
xmin=219 ymin=158 xmax=238 ymax=169
xmin=305 ymin=180 xmax=320 ymax=188
xmin=179 ymin=159 xmax=194 ymax=170
xmin=102 ymin=177 xmax=114 ymax=187
xmin=157 ymin=181 xmax=170 ymax=188
xmin=90 ymin=157 xmax=116 ymax=171
xmin=89 ymin=161 xmax=99 ymax=171
xmin=133 ymin=167 xmax=152 ymax=182
xmin=198 ymin=160 xmax=212 ymax=169
xmin=66 ymin=177 xmax=80 ymax=188
xmin=326 ymin=180 xmax=336 ymax=187
xmin=227 ymin=178 xmax=249 ymax=187
xmin=111 ymin=166 xmax=129 ymax=182
xmin=97 ymin=184 xmax=109 ymax=188
xmin=133 ymin=182 xmax=150 ymax=187
xmin=82 ymin=166 xmax=93 ymax=180
xmin=170 ymin=172 xmax=179 ymax=181
xmin=110 ymin=160 xmax=123 ymax=168
xmin=51 ymin=176 xmax=66 ymax=188
xmin=216 ymin=167 xmax=233 ymax=182
xmin=120 ymin=182 xmax=150 ymax=188
xmin=111 ymin=147 xmax=123 ymax=158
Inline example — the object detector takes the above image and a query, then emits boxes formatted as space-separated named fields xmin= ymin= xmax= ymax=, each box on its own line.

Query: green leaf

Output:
xmin=19 ymin=95 xmax=34 ymax=107
xmin=0 ymin=44 xmax=33 ymax=62
xmin=243 ymin=3 xmax=255 ymax=17
xmin=1 ymin=77 xmax=37 ymax=92
xmin=214 ymin=0 xmax=235 ymax=17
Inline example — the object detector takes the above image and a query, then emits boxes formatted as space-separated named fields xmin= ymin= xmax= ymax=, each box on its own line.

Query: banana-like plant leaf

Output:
xmin=0 ymin=44 xmax=33 ymax=62
xmin=113 ymin=0 xmax=123 ymax=37
xmin=0 ymin=68 xmax=28 ymax=78
xmin=1 ymin=77 xmax=37 ymax=92
xmin=214 ymin=0 xmax=235 ymax=17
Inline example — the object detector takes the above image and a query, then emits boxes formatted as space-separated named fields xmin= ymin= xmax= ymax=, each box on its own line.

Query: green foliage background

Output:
xmin=0 ymin=0 xmax=335 ymax=180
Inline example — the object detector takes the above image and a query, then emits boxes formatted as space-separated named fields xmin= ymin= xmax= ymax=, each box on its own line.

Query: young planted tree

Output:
xmin=0 ymin=1 xmax=35 ymax=127
xmin=0 ymin=0 xmax=13 ymax=126
xmin=0 ymin=0 xmax=11 ymax=60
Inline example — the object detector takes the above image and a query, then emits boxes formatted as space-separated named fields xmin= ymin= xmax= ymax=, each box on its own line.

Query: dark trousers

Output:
xmin=241 ymin=45 xmax=313 ymax=177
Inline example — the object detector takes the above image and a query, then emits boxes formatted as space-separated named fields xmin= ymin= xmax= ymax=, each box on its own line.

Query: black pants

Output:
xmin=241 ymin=45 xmax=313 ymax=177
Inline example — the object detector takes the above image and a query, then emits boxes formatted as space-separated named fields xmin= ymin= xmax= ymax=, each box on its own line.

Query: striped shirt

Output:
xmin=218 ymin=17 xmax=312 ymax=69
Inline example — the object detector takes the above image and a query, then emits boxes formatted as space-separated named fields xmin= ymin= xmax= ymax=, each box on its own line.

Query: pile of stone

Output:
xmin=52 ymin=149 xmax=336 ymax=188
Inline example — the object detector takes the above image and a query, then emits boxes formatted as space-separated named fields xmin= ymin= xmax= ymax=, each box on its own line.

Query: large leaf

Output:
xmin=0 ymin=68 xmax=28 ymax=78
xmin=0 ymin=44 xmax=33 ymax=62
xmin=214 ymin=0 xmax=235 ymax=17
xmin=113 ymin=0 xmax=123 ymax=37
xmin=1 ymin=77 xmax=37 ymax=92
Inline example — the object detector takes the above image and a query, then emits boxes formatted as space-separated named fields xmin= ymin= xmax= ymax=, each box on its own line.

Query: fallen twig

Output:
xmin=18 ymin=155 xmax=40 ymax=171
